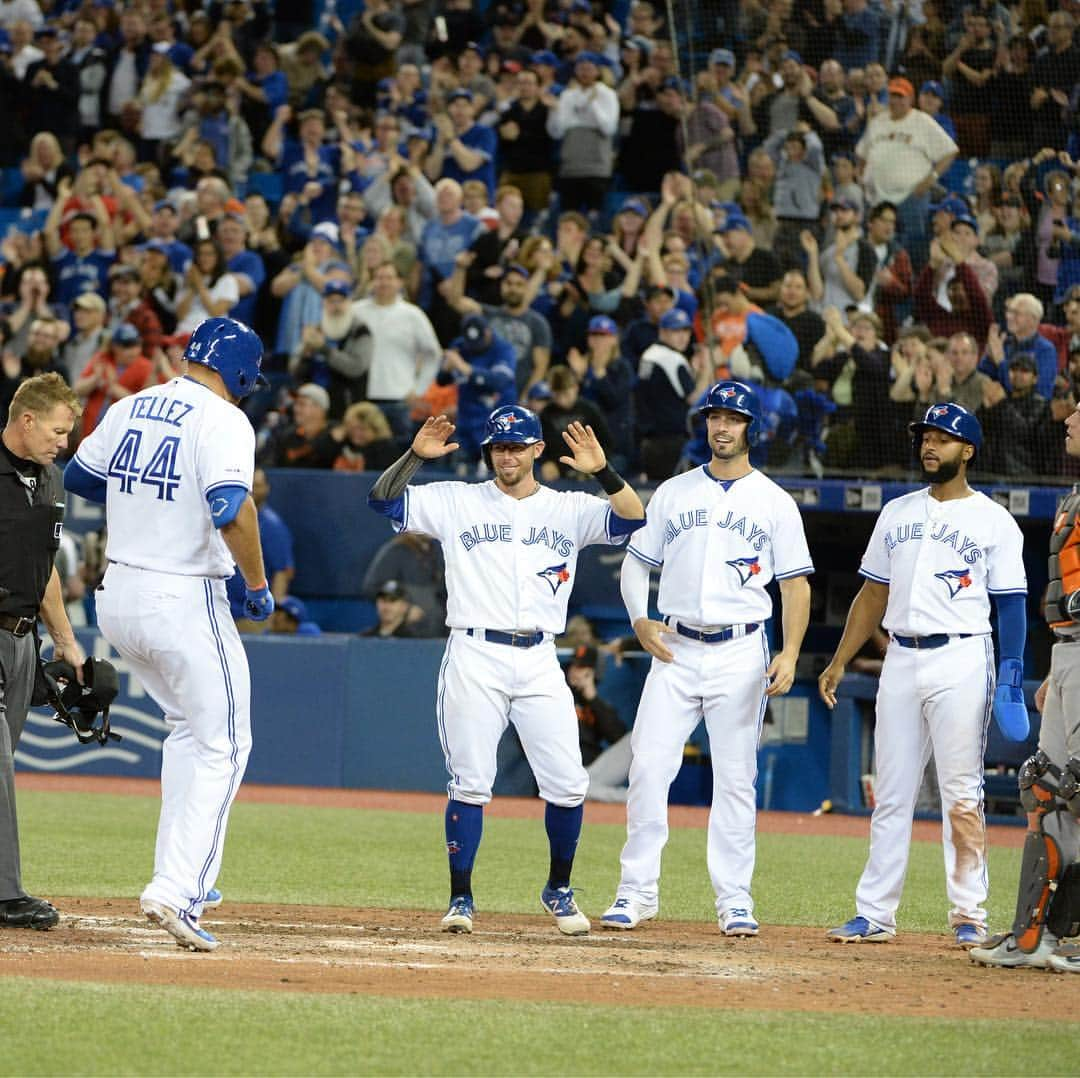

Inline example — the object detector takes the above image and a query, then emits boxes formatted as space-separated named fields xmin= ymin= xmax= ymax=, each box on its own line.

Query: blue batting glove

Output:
xmin=993 ymin=658 xmax=1029 ymax=742
xmin=244 ymin=582 xmax=275 ymax=622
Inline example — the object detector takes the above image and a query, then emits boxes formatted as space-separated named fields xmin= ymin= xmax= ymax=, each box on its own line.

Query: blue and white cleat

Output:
xmin=828 ymin=915 xmax=894 ymax=943
xmin=441 ymin=895 xmax=475 ymax=934
xmin=600 ymin=896 xmax=658 ymax=930
xmin=954 ymin=923 xmax=988 ymax=948
xmin=720 ymin=907 xmax=760 ymax=937
xmin=142 ymin=901 xmax=220 ymax=952
xmin=541 ymin=885 xmax=590 ymax=936
xmin=203 ymin=888 xmax=223 ymax=909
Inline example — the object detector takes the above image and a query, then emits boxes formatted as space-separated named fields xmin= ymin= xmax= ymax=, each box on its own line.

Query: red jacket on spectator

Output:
xmin=1037 ymin=322 xmax=1074 ymax=373
xmin=77 ymin=348 xmax=153 ymax=436
xmin=913 ymin=261 xmax=993 ymax=350
xmin=121 ymin=300 xmax=163 ymax=357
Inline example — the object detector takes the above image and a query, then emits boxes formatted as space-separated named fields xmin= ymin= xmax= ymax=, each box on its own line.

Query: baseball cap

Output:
xmin=278 ymin=596 xmax=309 ymax=621
xmin=830 ymin=196 xmax=858 ymax=212
xmin=446 ymin=87 xmax=474 ymax=104
xmin=34 ymin=24 xmax=59 ymax=39
xmin=73 ymin=292 xmax=106 ymax=312
xmin=568 ymin=643 xmax=598 ymax=667
xmin=950 ymin=213 xmax=978 ymax=232
xmin=460 ymin=312 xmax=490 ymax=352
xmin=719 ymin=214 xmax=752 ymax=234
xmin=1009 ymin=352 xmax=1038 ymax=372
xmin=782 ymin=49 xmax=802 ymax=64
xmin=153 ymin=198 xmax=177 ymax=213
xmin=461 ymin=40 xmax=486 ymax=57
xmin=888 ymin=77 xmax=915 ymax=98
xmin=659 ymin=308 xmax=692 ymax=331
xmin=624 ymin=35 xmax=654 ymax=55
xmin=310 ymin=221 xmax=341 ymax=247
xmin=588 ymin=314 xmax=617 ymax=335
xmin=660 ymin=75 xmax=686 ymax=94
xmin=574 ymin=50 xmax=602 ymax=66
xmin=139 ymin=238 xmax=172 ymax=255
xmin=112 ymin=323 xmax=141 ymax=346
xmin=532 ymin=50 xmax=559 ymax=67
xmin=710 ymin=47 xmax=736 ymax=67
xmin=323 ymin=279 xmax=352 ymax=297
xmin=376 ymin=579 xmax=408 ymax=600
xmin=296 ymin=383 xmax=330 ymax=412
xmin=151 ymin=40 xmax=172 ymax=54
xmin=109 ymin=263 xmax=141 ymax=282
xmin=619 ymin=197 xmax=649 ymax=218
xmin=930 ymin=194 xmax=968 ymax=217
xmin=920 ymin=79 xmax=944 ymax=98
xmin=527 ymin=380 xmax=553 ymax=401
xmin=504 ymin=262 xmax=530 ymax=279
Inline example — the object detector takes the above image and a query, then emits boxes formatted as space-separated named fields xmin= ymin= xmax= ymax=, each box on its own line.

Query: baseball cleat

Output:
xmin=720 ymin=908 xmax=759 ymax=937
xmin=141 ymin=901 xmax=219 ymax=952
xmin=827 ymin=915 xmax=894 ymax=943
xmin=600 ymin=896 xmax=658 ymax=930
xmin=440 ymin=895 xmax=474 ymax=934
xmin=541 ymin=885 xmax=590 ymax=936
xmin=203 ymin=888 xmax=223 ymax=909
xmin=970 ymin=931 xmax=1057 ymax=969
xmin=1048 ymin=942 xmax=1080 ymax=973
xmin=953 ymin=923 xmax=988 ymax=948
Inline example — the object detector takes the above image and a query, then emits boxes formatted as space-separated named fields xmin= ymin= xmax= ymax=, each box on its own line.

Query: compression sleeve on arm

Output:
xmin=620 ymin=550 xmax=652 ymax=625
xmin=368 ymin=449 xmax=426 ymax=503
xmin=994 ymin=592 xmax=1027 ymax=661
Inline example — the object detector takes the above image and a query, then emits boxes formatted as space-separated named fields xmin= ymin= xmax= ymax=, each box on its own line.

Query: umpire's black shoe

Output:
xmin=0 ymin=896 xmax=60 ymax=929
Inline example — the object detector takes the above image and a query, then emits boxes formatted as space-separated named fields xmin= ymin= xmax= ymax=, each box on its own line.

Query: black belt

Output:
xmin=672 ymin=621 xmax=759 ymax=644
xmin=892 ymin=633 xmax=972 ymax=650
xmin=0 ymin=613 xmax=35 ymax=637
xmin=467 ymin=628 xmax=545 ymax=648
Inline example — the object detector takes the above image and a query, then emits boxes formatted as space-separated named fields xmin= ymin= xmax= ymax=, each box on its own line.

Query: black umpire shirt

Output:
xmin=0 ymin=441 xmax=64 ymax=619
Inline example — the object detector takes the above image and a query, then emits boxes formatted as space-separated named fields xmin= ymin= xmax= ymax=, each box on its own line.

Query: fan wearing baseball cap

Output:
xmin=856 ymin=70 xmax=958 ymax=270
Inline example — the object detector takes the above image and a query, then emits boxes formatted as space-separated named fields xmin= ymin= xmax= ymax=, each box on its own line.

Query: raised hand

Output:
xmin=559 ymin=420 xmax=606 ymax=473
xmin=412 ymin=415 xmax=460 ymax=459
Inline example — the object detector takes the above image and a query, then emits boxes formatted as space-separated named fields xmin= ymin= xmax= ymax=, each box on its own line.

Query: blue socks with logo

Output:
xmin=446 ymin=800 xmax=483 ymax=898
xmin=545 ymin=802 xmax=583 ymax=890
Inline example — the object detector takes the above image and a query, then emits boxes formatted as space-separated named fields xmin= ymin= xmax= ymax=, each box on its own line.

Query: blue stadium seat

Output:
xmin=1 ymin=167 xmax=24 ymax=207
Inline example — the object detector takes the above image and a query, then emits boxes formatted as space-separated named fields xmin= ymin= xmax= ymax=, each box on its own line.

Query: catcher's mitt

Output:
xmin=41 ymin=657 xmax=122 ymax=746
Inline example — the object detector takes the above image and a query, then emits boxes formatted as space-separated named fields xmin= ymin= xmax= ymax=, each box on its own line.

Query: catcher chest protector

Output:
xmin=1045 ymin=488 xmax=1080 ymax=632
xmin=41 ymin=657 xmax=121 ymax=746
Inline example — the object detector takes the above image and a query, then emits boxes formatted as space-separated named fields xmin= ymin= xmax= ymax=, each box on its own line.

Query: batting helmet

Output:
xmin=909 ymin=402 xmax=982 ymax=459
xmin=481 ymin=404 xmax=543 ymax=446
xmin=40 ymin=657 xmax=121 ymax=746
xmin=183 ymin=317 xmax=268 ymax=400
xmin=698 ymin=380 xmax=763 ymax=446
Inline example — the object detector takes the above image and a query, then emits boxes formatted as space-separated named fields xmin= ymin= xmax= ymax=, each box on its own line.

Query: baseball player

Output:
xmin=367 ymin=406 xmax=644 ymax=935
xmin=64 ymin=316 xmax=274 ymax=952
xmin=971 ymin=403 xmax=1080 ymax=971
xmin=819 ymin=403 xmax=1028 ymax=948
xmin=600 ymin=381 xmax=813 ymax=936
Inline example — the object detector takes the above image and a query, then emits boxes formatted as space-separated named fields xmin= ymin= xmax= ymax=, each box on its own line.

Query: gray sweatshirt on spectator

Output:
xmin=547 ymin=82 xmax=620 ymax=179
xmin=764 ymin=130 xmax=825 ymax=222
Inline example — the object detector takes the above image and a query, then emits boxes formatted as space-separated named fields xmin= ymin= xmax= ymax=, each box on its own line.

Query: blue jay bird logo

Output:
xmin=717 ymin=386 xmax=738 ymax=403
xmin=727 ymin=556 xmax=762 ymax=587
xmin=930 ymin=405 xmax=951 ymax=420
xmin=935 ymin=567 xmax=973 ymax=598
xmin=492 ymin=412 xmax=523 ymax=434
xmin=537 ymin=562 xmax=571 ymax=595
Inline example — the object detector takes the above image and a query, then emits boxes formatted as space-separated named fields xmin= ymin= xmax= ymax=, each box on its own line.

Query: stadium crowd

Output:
xmin=1 ymin=0 xmax=1080 ymax=479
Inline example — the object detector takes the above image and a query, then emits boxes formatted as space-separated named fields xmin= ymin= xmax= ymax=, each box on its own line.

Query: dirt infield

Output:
xmin=4 ymin=776 xmax=1063 ymax=1016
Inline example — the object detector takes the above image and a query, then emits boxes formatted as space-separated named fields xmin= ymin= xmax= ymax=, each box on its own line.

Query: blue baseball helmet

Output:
xmin=698 ymin=380 xmax=763 ymax=446
xmin=481 ymin=404 xmax=543 ymax=446
xmin=183 ymin=317 xmax=267 ymax=400
xmin=909 ymin=402 xmax=982 ymax=457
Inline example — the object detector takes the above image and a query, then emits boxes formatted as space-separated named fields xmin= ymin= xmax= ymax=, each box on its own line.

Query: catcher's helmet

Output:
xmin=41 ymin=657 xmax=121 ymax=746
xmin=909 ymin=402 xmax=982 ymax=458
xmin=698 ymin=380 xmax=763 ymax=446
xmin=481 ymin=404 xmax=543 ymax=446
xmin=183 ymin=317 xmax=267 ymax=400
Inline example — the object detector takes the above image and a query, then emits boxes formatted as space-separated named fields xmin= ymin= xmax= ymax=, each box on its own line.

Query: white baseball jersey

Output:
xmin=627 ymin=466 xmax=813 ymax=625
xmin=400 ymin=480 xmax=623 ymax=633
xmin=860 ymin=488 xmax=1027 ymax=636
xmin=73 ymin=376 xmax=254 ymax=578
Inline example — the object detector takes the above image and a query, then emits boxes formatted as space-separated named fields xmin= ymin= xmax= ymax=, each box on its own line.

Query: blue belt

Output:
xmin=672 ymin=621 xmax=759 ymax=644
xmin=892 ymin=633 xmax=972 ymax=650
xmin=467 ymin=628 xmax=545 ymax=648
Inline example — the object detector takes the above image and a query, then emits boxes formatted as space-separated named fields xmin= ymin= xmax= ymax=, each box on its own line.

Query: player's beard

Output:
xmin=710 ymin=433 xmax=748 ymax=462
xmin=920 ymin=456 xmax=962 ymax=484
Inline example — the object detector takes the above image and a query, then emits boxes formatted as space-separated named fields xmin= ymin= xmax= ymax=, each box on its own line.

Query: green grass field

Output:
xmin=1 ymin=788 xmax=1060 ymax=1077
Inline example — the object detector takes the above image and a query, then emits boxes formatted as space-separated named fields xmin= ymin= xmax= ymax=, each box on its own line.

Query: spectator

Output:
xmin=1030 ymin=10 xmax=1080 ymax=149
xmin=144 ymin=199 xmax=191 ymax=275
xmin=547 ymin=51 xmax=619 ymax=214
xmin=427 ymin=88 xmax=497 ymax=200
xmin=981 ymin=292 xmax=1059 ymax=400
xmin=1040 ymin=282 xmax=1080 ymax=367
xmin=137 ymin=42 xmax=191 ymax=166
xmin=23 ymin=28 xmax=79 ymax=152
xmin=944 ymin=213 xmax=998 ymax=303
xmin=1028 ymin=157 xmax=1072 ymax=310
xmin=173 ymin=81 xmax=254 ymax=191
xmin=984 ymin=194 xmax=1035 ymax=306
xmin=215 ymin=212 xmax=265 ymax=328
xmin=261 ymin=382 xmax=339 ymax=468
xmin=2 ymin=265 xmax=66 ymax=358
xmin=753 ymin=50 xmax=838 ymax=141
xmin=856 ymin=76 xmax=957 ymax=270
xmin=178 ymin=176 xmax=232 ymax=245
xmin=268 ymin=596 xmax=322 ymax=636
xmin=418 ymin=178 xmax=478 ymax=342
xmin=107 ymin=262 xmax=162 ymax=356
xmin=806 ymin=198 xmax=874 ymax=312
xmin=362 ymin=533 xmax=447 ymax=638
xmin=620 ymin=282 xmax=674 ymax=370
xmin=941 ymin=9 xmax=997 ymax=158
xmin=351 ymin=260 xmax=442 ymax=437
xmin=462 ymin=185 xmax=526 ymax=306
xmin=828 ymin=149 xmax=865 ymax=221
xmin=341 ymin=0 xmax=403 ymax=108
xmin=815 ymin=58 xmax=859 ymax=158
xmin=331 ymin=400 xmax=399 ymax=472
xmin=73 ymin=322 xmax=152 ymax=437
xmin=863 ymin=201 xmax=912 ymax=345
xmin=9 ymin=18 xmax=42 ymax=81
xmin=636 ymin=307 xmax=710 ymax=479
xmin=681 ymin=75 xmax=740 ymax=197
xmin=455 ymin=40 xmax=496 ymax=115
xmin=716 ymin=213 xmax=782 ymax=306
xmin=104 ymin=9 xmax=150 ymax=130
xmin=914 ymin=238 xmax=994 ymax=348
xmin=361 ymin=579 xmax=419 ymax=638
xmin=980 ymin=352 xmax=1058 ymax=476
xmin=538 ymin=365 xmax=612 ymax=481
xmin=771 ymin=268 xmax=826 ymax=371
xmin=619 ymin=73 xmax=683 ymax=196
xmin=278 ymin=31 xmax=330 ymax=111
xmin=990 ymin=35 xmax=1036 ymax=160
xmin=271 ymin=222 xmax=350 ymax=356
xmin=226 ymin=466 xmax=295 ymax=621
xmin=831 ymin=0 xmax=881 ymax=69
xmin=916 ymin=78 xmax=956 ymax=144
xmin=0 ymin=0 xmax=39 ymax=32
xmin=19 ymin=132 xmax=74 ymax=213
xmin=497 ymin=67 xmax=555 ymax=215
xmin=137 ymin=241 xmax=181 ymax=334
xmin=263 ymin=106 xmax=341 ymax=227
xmin=943 ymin=330 xmax=993 ymax=416
xmin=971 ymin=163 xmax=1003 ymax=239
xmin=564 ymin=644 xmax=629 ymax=803
xmin=566 ymin=313 xmax=634 ymax=470
xmin=289 ymin=279 xmax=370 ymax=417
xmin=436 ymin=312 xmax=516 ymax=465
xmin=363 ymin=162 xmax=435 ymax=250
xmin=44 ymin=196 xmax=116 ymax=307
xmin=174 ymin=238 xmax=239 ymax=335
xmin=60 ymin=292 xmax=108 ymax=384
xmin=228 ymin=40 xmax=287 ymax=153
xmin=764 ymin=124 xmax=825 ymax=271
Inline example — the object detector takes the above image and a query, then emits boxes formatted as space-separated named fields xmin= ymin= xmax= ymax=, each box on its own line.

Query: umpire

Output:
xmin=0 ymin=373 xmax=85 ymax=930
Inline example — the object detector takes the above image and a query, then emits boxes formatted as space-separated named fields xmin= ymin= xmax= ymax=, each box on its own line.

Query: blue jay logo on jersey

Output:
xmin=727 ymin=556 xmax=762 ymax=586
xmin=935 ymin=567 xmax=973 ymax=598
xmin=537 ymin=562 xmax=571 ymax=595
